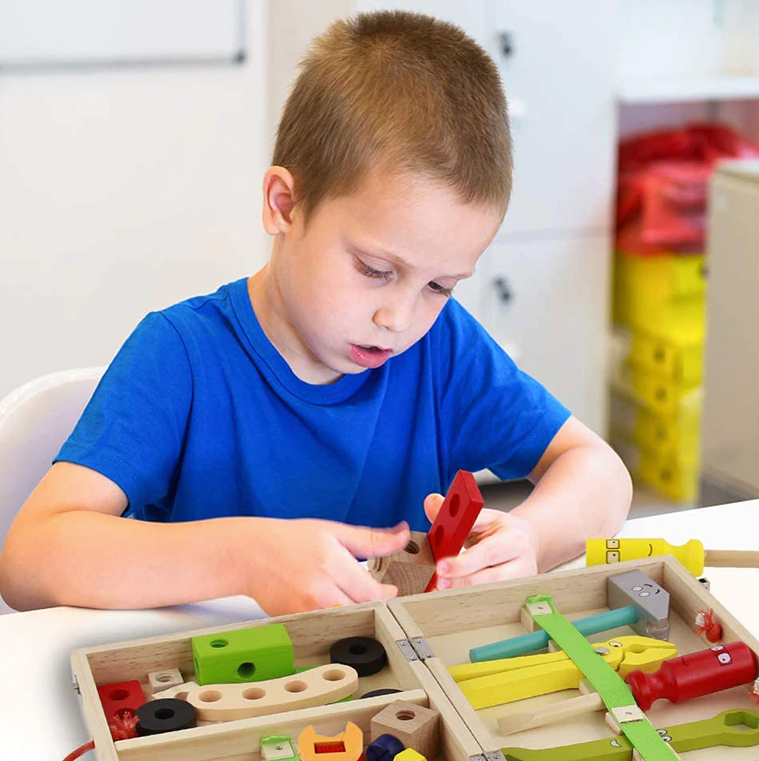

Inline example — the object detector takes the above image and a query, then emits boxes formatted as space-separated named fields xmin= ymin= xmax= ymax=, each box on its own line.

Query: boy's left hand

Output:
xmin=423 ymin=493 xmax=538 ymax=589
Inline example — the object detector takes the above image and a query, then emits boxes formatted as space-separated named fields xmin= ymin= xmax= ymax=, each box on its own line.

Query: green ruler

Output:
xmin=522 ymin=594 xmax=678 ymax=761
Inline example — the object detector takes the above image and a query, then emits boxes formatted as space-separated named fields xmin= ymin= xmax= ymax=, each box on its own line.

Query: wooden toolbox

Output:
xmin=72 ymin=558 xmax=759 ymax=761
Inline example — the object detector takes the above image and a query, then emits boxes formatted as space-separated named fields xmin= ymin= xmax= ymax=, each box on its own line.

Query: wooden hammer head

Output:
xmin=607 ymin=570 xmax=671 ymax=640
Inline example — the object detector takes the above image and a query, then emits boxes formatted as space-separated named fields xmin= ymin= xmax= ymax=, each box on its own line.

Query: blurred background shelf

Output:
xmin=618 ymin=75 xmax=759 ymax=104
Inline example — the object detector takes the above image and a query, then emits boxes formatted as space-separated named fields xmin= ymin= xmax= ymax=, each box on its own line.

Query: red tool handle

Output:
xmin=625 ymin=641 xmax=757 ymax=710
xmin=425 ymin=470 xmax=484 ymax=592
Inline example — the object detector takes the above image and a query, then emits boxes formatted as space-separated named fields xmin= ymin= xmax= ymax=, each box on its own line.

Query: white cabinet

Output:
xmin=475 ymin=234 xmax=612 ymax=435
xmin=493 ymin=0 xmax=618 ymax=236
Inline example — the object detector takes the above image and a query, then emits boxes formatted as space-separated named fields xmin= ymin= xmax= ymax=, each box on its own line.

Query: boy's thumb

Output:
xmin=335 ymin=522 xmax=410 ymax=559
xmin=423 ymin=493 xmax=445 ymax=523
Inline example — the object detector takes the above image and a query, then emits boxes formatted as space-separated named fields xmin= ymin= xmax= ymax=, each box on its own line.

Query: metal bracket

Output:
xmin=698 ymin=576 xmax=711 ymax=592
xmin=485 ymin=752 xmax=507 ymax=761
xmin=396 ymin=639 xmax=420 ymax=662
xmin=71 ymin=677 xmax=81 ymax=694
xmin=470 ymin=755 xmax=487 ymax=761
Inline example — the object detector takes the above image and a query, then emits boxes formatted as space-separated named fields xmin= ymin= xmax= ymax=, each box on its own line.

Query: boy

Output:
xmin=0 ymin=11 xmax=631 ymax=616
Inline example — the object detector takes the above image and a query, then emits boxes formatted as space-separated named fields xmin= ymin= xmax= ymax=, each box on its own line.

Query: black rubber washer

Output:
xmin=330 ymin=636 xmax=387 ymax=677
xmin=360 ymin=688 xmax=403 ymax=699
xmin=136 ymin=698 xmax=197 ymax=736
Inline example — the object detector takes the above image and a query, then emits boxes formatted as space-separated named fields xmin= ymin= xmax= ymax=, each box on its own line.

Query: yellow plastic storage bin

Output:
xmin=629 ymin=331 xmax=704 ymax=385
xmin=629 ymin=368 xmax=702 ymax=417
xmin=637 ymin=447 xmax=700 ymax=503
xmin=611 ymin=436 xmax=700 ymax=504
xmin=613 ymin=250 xmax=707 ymax=340
xmin=610 ymin=392 xmax=700 ymax=462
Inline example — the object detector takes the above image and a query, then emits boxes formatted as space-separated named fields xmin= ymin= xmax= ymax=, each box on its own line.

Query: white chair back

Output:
xmin=0 ymin=367 xmax=104 ymax=613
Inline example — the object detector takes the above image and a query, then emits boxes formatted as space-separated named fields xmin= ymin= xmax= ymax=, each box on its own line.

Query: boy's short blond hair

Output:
xmin=273 ymin=11 xmax=512 ymax=223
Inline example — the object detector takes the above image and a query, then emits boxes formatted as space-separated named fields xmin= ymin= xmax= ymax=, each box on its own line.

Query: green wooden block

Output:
xmin=192 ymin=623 xmax=294 ymax=685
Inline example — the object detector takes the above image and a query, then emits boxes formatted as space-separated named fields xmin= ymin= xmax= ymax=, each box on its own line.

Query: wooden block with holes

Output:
xmin=368 ymin=531 xmax=437 ymax=597
xmin=147 ymin=667 xmax=184 ymax=695
xmin=370 ymin=700 xmax=440 ymax=759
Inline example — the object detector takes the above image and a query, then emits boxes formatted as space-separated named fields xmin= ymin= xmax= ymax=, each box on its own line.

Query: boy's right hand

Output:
xmin=244 ymin=518 xmax=410 ymax=616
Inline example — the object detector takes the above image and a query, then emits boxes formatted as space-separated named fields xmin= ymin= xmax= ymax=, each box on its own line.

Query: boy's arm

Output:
xmin=517 ymin=415 xmax=632 ymax=570
xmin=427 ymin=416 xmax=632 ymax=588
xmin=0 ymin=462 xmax=409 ymax=613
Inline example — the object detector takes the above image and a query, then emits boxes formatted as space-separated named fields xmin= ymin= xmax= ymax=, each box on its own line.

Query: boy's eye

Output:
xmin=429 ymin=281 xmax=453 ymax=298
xmin=358 ymin=261 xmax=392 ymax=280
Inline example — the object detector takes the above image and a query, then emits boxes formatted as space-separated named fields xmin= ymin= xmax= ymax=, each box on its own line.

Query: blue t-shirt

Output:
xmin=55 ymin=278 xmax=570 ymax=531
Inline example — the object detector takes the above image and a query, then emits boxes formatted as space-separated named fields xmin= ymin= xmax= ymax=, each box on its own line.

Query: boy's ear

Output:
xmin=262 ymin=166 xmax=297 ymax=236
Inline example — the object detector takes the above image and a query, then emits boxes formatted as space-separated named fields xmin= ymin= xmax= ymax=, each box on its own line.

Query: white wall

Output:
xmin=0 ymin=0 xmax=269 ymax=401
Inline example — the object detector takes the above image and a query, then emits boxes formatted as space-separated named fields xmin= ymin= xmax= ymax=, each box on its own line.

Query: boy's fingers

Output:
xmin=423 ymin=493 xmax=445 ymax=522
xmin=437 ymin=536 xmax=513 ymax=579
xmin=438 ymin=559 xmax=531 ymax=590
xmin=335 ymin=550 xmax=400 ymax=603
xmin=332 ymin=521 xmax=411 ymax=559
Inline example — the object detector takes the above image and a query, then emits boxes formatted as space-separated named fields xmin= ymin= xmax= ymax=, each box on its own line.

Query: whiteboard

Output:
xmin=0 ymin=0 xmax=245 ymax=70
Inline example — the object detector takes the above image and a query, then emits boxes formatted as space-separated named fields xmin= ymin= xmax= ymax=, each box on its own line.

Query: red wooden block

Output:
xmin=425 ymin=470 xmax=484 ymax=592
xmin=96 ymin=679 xmax=146 ymax=723
xmin=625 ymin=641 xmax=757 ymax=710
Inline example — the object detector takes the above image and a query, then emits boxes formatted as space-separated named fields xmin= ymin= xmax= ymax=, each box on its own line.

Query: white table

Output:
xmin=3 ymin=501 xmax=759 ymax=760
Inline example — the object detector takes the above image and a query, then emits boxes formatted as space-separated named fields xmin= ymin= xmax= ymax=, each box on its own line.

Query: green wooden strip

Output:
xmin=524 ymin=594 xmax=678 ymax=761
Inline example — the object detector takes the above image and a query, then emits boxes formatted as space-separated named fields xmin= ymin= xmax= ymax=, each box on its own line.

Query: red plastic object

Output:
xmin=424 ymin=470 xmax=484 ymax=592
xmin=625 ymin=641 xmax=757 ymax=710
xmin=615 ymin=123 xmax=759 ymax=253
xmin=96 ymin=679 xmax=146 ymax=723
xmin=696 ymin=608 xmax=724 ymax=643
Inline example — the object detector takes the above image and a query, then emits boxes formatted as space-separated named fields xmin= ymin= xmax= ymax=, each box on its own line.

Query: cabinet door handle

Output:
xmin=498 ymin=31 xmax=515 ymax=58
xmin=494 ymin=277 xmax=514 ymax=303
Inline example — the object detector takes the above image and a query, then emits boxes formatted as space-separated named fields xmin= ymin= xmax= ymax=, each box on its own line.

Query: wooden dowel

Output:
xmin=705 ymin=550 xmax=759 ymax=569
xmin=497 ymin=692 xmax=604 ymax=735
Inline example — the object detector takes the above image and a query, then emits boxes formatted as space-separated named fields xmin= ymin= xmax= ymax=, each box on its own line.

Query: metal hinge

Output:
xmin=409 ymin=637 xmax=434 ymax=660
xmin=484 ymin=752 xmax=507 ymax=761
xmin=470 ymin=755 xmax=487 ymax=761
xmin=396 ymin=639 xmax=420 ymax=661
xmin=71 ymin=677 xmax=81 ymax=694
xmin=698 ymin=576 xmax=711 ymax=592
xmin=396 ymin=637 xmax=435 ymax=662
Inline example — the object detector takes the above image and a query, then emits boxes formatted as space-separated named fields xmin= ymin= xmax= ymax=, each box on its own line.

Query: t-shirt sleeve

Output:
xmin=54 ymin=312 xmax=192 ymax=514
xmin=432 ymin=300 xmax=571 ymax=482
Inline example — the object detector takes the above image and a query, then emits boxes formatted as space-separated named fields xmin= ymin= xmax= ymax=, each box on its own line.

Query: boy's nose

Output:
xmin=372 ymin=296 xmax=415 ymax=334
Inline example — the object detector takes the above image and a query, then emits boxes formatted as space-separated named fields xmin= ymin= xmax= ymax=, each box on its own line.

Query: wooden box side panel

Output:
xmin=113 ymin=689 xmax=431 ymax=761
xmin=663 ymin=559 xmax=759 ymax=652
xmin=71 ymin=649 xmax=120 ymax=761
xmin=425 ymin=657 xmax=489 ymax=756
xmin=79 ymin=604 xmax=395 ymax=686
xmin=390 ymin=558 xmax=666 ymax=637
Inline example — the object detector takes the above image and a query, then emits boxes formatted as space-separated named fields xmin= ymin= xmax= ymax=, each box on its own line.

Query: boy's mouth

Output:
xmin=349 ymin=344 xmax=393 ymax=369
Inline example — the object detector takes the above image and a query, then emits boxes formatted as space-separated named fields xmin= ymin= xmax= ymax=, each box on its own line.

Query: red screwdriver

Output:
xmin=625 ymin=641 xmax=757 ymax=710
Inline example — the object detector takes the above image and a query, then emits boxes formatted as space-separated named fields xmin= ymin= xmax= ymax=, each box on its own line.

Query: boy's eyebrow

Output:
xmin=349 ymin=242 xmax=474 ymax=279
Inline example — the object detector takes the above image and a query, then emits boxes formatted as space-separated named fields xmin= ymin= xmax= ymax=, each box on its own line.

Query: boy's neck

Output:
xmin=246 ymin=264 xmax=344 ymax=386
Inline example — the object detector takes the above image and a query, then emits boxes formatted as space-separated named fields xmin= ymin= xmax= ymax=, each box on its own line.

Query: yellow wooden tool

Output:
xmin=586 ymin=537 xmax=759 ymax=576
xmin=450 ymin=635 xmax=677 ymax=710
